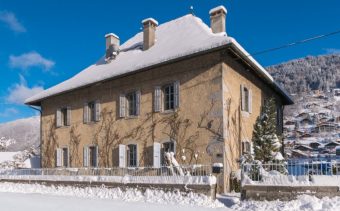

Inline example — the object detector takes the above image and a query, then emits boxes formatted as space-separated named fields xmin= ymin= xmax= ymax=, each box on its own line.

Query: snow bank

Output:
xmin=0 ymin=174 xmax=216 ymax=185
xmin=227 ymin=194 xmax=340 ymax=211
xmin=0 ymin=182 xmax=224 ymax=208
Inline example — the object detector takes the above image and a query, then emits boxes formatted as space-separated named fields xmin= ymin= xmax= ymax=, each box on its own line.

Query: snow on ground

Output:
xmin=0 ymin=151 xmax=18 ymax=163
xmin=0 ymin=182 xmax=340 ymax=211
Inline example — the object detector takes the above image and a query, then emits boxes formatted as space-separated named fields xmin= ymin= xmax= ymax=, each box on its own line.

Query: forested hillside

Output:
xmin=267 ymin=54 xmax=340 ymax=94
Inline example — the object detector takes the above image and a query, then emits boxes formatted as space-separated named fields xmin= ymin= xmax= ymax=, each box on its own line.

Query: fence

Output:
xmin=0 ymin=165 xmax=212 ymax=177
xmin=242 ymin=160 xmax=340 ymax=183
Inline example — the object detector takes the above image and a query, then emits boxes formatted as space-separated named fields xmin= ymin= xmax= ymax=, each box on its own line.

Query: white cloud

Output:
xmin=0 ymin=108 xmax=19 ymax=117
xmin=0 ymin=11 xmax=26 ymax=33
xmin=9 ymin=51 xmax=55 ymax=71
xmin=6 ymin=75 xmax=44 ymax=105
xmin=324 ymin=48 xmax=340 ymax=55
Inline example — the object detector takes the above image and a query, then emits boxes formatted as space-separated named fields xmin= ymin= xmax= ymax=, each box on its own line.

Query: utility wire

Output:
xmin=246 ymin=29 xmax=340 ymax=57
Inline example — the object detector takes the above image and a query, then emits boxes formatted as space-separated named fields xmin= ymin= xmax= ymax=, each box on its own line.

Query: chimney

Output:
xmin=209 ymin=6 xmax=227 ymax=34
xmin=105 ymin=33 xmax=120 ymax=62
xmin=142 ymin=18 xmax=158 ymax=50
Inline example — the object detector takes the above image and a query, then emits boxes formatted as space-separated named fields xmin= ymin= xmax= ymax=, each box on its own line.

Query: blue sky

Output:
xmin=0 ymin=0 xmax=339 ymax=123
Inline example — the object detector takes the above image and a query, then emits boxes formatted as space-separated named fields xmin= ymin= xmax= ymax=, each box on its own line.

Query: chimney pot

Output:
xmin=142 ymin=18 xmax=158 ymax=50
xmin=105 ymin=33 xmax=120 ymax=62
xmin=209 ymin=6 xmax=227 ymax=34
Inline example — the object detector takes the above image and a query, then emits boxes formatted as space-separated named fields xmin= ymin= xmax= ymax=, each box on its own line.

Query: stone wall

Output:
xmin=242 ymin=185 xmax=340 ymax=201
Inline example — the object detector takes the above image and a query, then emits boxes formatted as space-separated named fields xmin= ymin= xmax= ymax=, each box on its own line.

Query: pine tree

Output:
xmin=252 ymin=98 xmax=283 ymax=163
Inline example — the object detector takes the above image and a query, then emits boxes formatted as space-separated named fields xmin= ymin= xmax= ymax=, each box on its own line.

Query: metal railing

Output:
xmin=242 ymin=160 xmax=340 ymax=183
xmin=0 ymin=164 xmax=212 ymax=178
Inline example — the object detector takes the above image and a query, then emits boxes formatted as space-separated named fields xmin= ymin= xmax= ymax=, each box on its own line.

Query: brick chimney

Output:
xmin=209 ymin=6 xmax=227 ymax=34
xmin=142 ymin=18 xmax=158 ymax=50
xmin=105 ymin=33 xmax=120 ymax=62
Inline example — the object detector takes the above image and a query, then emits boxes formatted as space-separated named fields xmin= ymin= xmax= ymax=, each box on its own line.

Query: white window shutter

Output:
xmin=153 ymin=142 xmax=161 ymax=168
xmin=154 ymin=86 xmax=161 ymax=112
xmin=249 ymin=89 xmax=253 ymax=113
xmin=56 ymin=109 xmax=61 ymax=127
xmin=95 ymin=145 xmax=99 ymax=167
xmin=250 ymin=142 xmax=254 ymax=155
xmin=56 ymin=148 xmax=62 ymax=167
xmin=136 ymin=90 xmax=141 ymax=116
xmin=174 ymin=81 xmax=180 ymax=108
xmin=83 ymin=103 xmax=89 ymax=123
xmin=66 ymin=107 xmax=71 ymax=126
xmin=119 ymin=94 xmax=126 ymax=118
xmin=241 ymin=85 xmax=245 ymax=111
xmin=83 ymin=146 xmax=89 ymax=167
xmin=67 ymin=147 xmax=70 ymax=167
xmin=136 ymin=144 xmax=139 ymax=167
xmin=95 ymin=100 xmax=101 ymax=121
xmin=119 ymin=144 xmax=126 ymax=168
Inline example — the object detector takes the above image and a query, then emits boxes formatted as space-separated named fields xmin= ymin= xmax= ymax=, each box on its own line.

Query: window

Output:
xmin=62 ymin=147 xmax=69 ymax=167
xmin=241 ymin=85 xmax=252 ymax=113
xmin=61 ymin=108 xmax=67 ymax=126
xmin=154 ymin=81 xmax=179 ymax=113
xmin=88 ymin=146 xmax=98 ymax=167
xmin=56 ymin=147 xmax=69 ymax=167
xmin=119 ymin=91 xmax=140 ymax=118
xmin=242 ymin=141 xmax=251 ymax=154
xmin=126 ymin=92 xmax=137 ymax=116
xmin=84 ymin=101 xmax=100 ymax=123
xmin=161 ymin=141 xmax=175 ymax=165
xmin=56 ymin=107 xmax=70 ymax=127
xmin=88 ymin=102 xmax=95 ymax=122
xmin=163 ymin=84 xmax=175 ymax=111
xmin=127 ymin=144 xmax=137 ymax=167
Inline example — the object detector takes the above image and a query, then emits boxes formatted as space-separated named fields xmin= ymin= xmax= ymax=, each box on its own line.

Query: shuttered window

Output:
xmin=56 ymin=148 xmax=62 ymax=167
xmin=84 ymin=101 xmax=100 ymax=123
xmin=56 ymin=107 xmax=71 ymax=127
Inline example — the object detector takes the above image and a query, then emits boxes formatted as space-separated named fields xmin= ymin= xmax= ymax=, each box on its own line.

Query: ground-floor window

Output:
xmin=89 ymin=146 xmax=98 ymax=167
xmin=161 ymin=141 xmax=175 ymax=165
xmin=56 ymin=147 xmax=69 ymax=167
xmin=127 ymin=144 xmax=137 ymax=167
xmin=84 ymin=145 xmax=98 ymax=167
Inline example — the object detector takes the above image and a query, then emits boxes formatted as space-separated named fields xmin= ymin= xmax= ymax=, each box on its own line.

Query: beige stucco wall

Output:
xmin=221 ymin=54 xmax=283 ymax=192
xmin=41 ymin=51 xmax=225 ymax=170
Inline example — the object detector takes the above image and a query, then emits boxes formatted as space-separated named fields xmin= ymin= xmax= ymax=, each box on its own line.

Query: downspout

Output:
xmin=29 ymin=105 xmax=42 ymax=168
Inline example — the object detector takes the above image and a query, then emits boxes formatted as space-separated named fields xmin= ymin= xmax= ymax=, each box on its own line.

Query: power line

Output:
xmin=246 ymin=29 xmax=340 ymax=57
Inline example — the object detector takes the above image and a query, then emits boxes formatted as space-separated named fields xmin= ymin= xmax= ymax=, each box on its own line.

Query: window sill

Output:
xmin=160 ymin=109 xmax=176 ymax=115
xmin=84 ymin=121 xmax=98 ymax=125
xmin=56 ymin=125 xmax=70 ymax=129
xmin=125 ymin=115 xmax=139 ymax=120
xmin=241 ymin=111 xmax=251 ymax=117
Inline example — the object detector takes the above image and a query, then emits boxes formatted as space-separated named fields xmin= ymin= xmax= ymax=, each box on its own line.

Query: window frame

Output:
xmin=161 ymin=141 xmax=176 ymax=165
xmin=87 ymin=101 xmax=96 ymax=123
xmin=127 ymin=144 xmax=138 ymax=167
xmin=88 ymin=145 xmax=98 ymax=168
xmin=126 ymin=91 xmax=138 ymax=117
xmin=163 ymin=83 xmax=175 ymax=111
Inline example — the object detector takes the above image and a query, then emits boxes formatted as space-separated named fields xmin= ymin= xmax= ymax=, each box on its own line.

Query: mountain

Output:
xmin=0 ymin=116 xmax=40 ymax=151
xmin=267 ymin=54 xmax=340 ymax=94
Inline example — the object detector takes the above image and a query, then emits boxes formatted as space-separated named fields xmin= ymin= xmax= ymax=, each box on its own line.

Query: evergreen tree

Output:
xmin=252 ymin=98 xmax=283 ymax=163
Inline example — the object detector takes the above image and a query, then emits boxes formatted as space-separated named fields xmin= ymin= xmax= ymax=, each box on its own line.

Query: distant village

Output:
xmin=284 ymin=88 xmax=340 ymax=159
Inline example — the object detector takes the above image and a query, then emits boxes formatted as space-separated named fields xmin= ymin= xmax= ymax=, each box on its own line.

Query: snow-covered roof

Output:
xmin=25 ymin=14 xmax=291 ymax=105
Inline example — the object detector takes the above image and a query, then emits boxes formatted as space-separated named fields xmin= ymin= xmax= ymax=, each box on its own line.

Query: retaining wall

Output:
xmin=241 ymin=185 xmax=340 ymax=201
